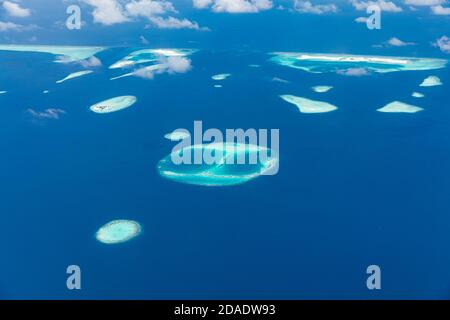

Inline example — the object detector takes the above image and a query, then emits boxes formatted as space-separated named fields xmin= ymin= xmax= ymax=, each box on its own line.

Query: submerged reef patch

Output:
xmin=96 ymin=220 xmax=142 ymax=244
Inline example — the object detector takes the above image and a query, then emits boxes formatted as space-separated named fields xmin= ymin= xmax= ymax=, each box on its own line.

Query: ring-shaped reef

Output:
xmin=157 ymin=142 xmax=278 ymax=186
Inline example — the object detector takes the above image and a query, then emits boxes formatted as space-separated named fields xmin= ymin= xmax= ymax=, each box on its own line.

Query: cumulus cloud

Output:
xmin=83 ymin=0 xmax=205 ymax=29
xmin=431 ymin=4 xmax=450 ymax=14
xmin=79 ymin=56 xmax=103 ymax=67
xmin=2 ymin=1 xmax=30 ymax=17
xmin=148 ymin=16 xmax=204 ymax=30
xmin=337 ymin=68 xmax=370 ymax=76
xmin=83 ymin=0 xmax=129 ymax=25
xmin=404 ymin=0 xmax=445 ymax=5
xmin=194 ymin=0 xmax=273 ymax=13
xmin=193 ymin=0 xmax=213 ymax=8
xmin=386 ymin=37 xmax=416 ymax=46
xmin=0 ymin=21 xmax=24 ymax=31
xmin=27 ymin=108 xmax=66 ymax=120
xmin=125 ymin=0 xmax=176 ymax=18
xmin=433 ymin=35 xmax=450 ymax=53
xmin=294 ymin=0 xmax=338 ymax=14
xmin=134 ymin=56 xmax=192 ymax=79
xmin=350 ymin=0 xmax=403 ymax=12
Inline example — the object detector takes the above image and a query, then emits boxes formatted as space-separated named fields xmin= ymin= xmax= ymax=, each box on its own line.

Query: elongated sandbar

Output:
xmin=280 ymin=95 xmax=337 ymax=113
xmin=90 ymin=96 xmax=137 ymax=114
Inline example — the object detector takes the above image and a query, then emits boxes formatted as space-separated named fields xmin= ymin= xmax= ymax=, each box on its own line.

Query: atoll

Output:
xmin=270 ymin=52 xmax=447 ymax=74
xmin=157 ymin=143 xmax=278 ymax=186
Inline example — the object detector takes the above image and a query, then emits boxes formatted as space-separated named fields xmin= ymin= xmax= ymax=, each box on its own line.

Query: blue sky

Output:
xmin=0 ymin=0 xmax=449 ymax=54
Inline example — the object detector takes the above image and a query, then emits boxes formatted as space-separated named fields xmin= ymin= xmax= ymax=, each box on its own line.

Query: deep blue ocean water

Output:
xmin=1 ymin=47 xmax=450 ymax=299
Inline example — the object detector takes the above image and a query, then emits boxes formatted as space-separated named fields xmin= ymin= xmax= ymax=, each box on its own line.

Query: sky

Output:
xmin=0 ymin=1 xmax=449 ymax=55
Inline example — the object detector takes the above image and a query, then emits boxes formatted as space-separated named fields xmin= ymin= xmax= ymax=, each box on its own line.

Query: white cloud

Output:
xmin=194 ymin=0 xmax=273 ymax=13
xmin=83 ymin=0 xmax=129 ymax=25
xmin=387 ymin=37 xmax=416 ymax=46
xmin=337 ymin=68 xmax=370 ymax=76
xmin=350 ymin=0 xmax=403 ymax=12
xmin=433 ymin=35 xmax=450 ymax=53
xmin=83 ymin=0 xmax=205 ymax=29
xmin=134 ymin=56 xmax=192 ymax=79
xmin=79 ymin=56 xmax=103 ymax=67
xmin=164 ymin=56 xmax=192 ymax=73
xmin=404 ymin=0 xmax=444 ymax=5
xmin=134 ymin=67 xmax=156 ymax=79
xmin=431 ymin=4 xmax=450 ymax=14
xmin=27 ymin=108 xmax=66 ymax=120
xmin=294 ymin=0 xmax=338 ymax=14
xmin=125 ymin=0 xmax=176 ymax=18
xmin=148 ymin=16 xmax=204 ymax=29
xmin=2 ymin=1 xmax=30 ymax=17
xmin=0 ymin=21 xmax=24 ymax=31
xmin=193 ymin=0 xmax=213 ymax=8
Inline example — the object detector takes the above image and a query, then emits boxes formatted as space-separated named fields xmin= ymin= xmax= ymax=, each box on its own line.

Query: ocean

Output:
xmin=1 ymin=47 xmax=449 ymax=299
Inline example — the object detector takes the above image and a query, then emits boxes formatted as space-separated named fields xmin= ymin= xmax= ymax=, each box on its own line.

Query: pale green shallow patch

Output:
xmin=280 ymin=95 xmax=337 ymax=113
xmin=412 ymin=92 xmax=425 ymax=98
xmin=312 ymin=86 xmax=333 ymax=93
xmin=56 ymin=70 xmax=93 ymax=83
xmin=164 ymin=130 xmax=190 ymax=141
xmin=419 ymin=76 xmax=442 ymax=87
xmin=377 ymin=101 xmax=423 ymax=113
xmin=0 ymin=45 xmax=105 ymax=62
xmin=90 ymin=95 xmax=137 ymax=114
xmin=158 ymin=143 xmax=278 ymax=186
xmin=96 ymin=220 xmax=142 ymax=244
xmin=270 ymin=52 xmax=447 ymax=74
xmin=212 ymin=73 xmax=231 ymax=80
